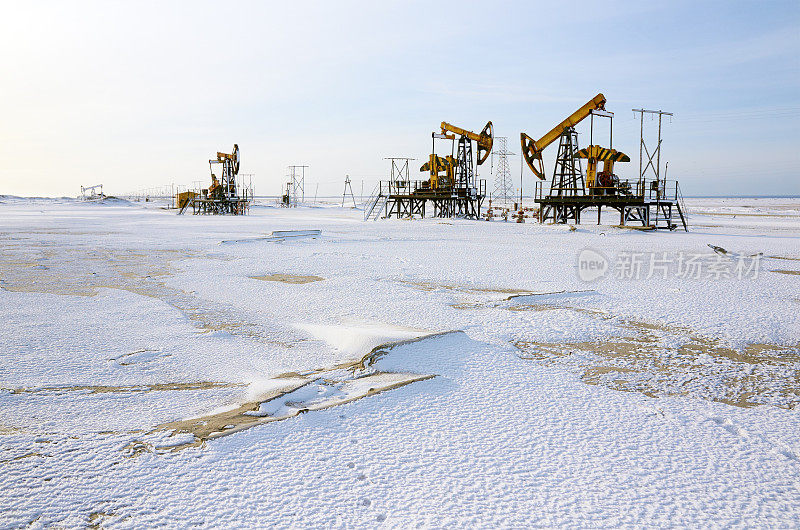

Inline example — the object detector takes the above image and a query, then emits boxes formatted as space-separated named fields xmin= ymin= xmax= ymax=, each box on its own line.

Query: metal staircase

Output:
xmin=674 ymin=182 xmax=689 ymax=232
xmin=648 ymin=180 xmax=689 ymax=232
xmin=363 ymin=184 xmax=387 ymax=221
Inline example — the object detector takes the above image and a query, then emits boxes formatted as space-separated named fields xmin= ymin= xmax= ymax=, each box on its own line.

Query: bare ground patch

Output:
xmin=512 ymin=305 xmax=800 ymax=409
xmin=2 ymin=381 xmax=242 ymax=396
xmin=0 ymin=242 xmax=292 ymax=345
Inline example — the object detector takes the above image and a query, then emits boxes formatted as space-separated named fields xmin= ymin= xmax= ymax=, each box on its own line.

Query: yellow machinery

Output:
xmin=441 ymin=121 xmax=494 ymax=165
xmin=520 ymin=94 xmax=606 ymax=180
xmin=208 ymin=175 xmax=222 ymax=199
xmin=179 ymin=143 xmax=249 ymax=215
xmin=574 ymin=145 xmax=630 ymax=193
xmin=176 ymin=190 xmax=199 ymax=209
xmin=420 ymin=154 xmax=455 ymax=189
xmin=421 ymin=121 xmax=493 ymax=189
xmin=210 ymin=144 xmax=240 ymax=197
xmin=528 ymin=96 xmax=688 ymax=231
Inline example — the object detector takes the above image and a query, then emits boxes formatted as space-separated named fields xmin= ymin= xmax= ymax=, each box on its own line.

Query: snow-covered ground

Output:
xmin=1 ymin=196 xmax=799 ymax=527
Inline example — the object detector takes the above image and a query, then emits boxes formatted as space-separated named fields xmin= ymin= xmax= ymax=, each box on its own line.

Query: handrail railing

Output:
xmin=674 ymin=181 xmax=689 ymax=231
xmin=362 ymin=183 xmax=382 ymax=221
xmin=538 ymin=179 xmax=681 ymax=201
xmin=372 ymin=179 xmax=485 ymax=199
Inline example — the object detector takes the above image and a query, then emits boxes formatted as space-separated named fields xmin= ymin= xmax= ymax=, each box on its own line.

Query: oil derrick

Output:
xmin=454 ymin=136 xmax=474 ymax=190
xmin=218 ymin=144 xmax=240 ymax=199
xmin=524 ymin=94 xmax=686 ymax=230
xmin=545 ymin=127 xmax=584 ymax=223
xmin=416 ymin=120 xmax=492 ymax=219
xmin=491 ymin=136 xmax=515 ymax=206
xmin=550 ymin=127 xmax=584 ymax=197
xmin=181 ymin=144 xmax=250 ymax=215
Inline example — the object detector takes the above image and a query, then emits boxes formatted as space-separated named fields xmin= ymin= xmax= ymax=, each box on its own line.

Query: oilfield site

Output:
xmin=121 ymin=94 xmax=688 ymax=232
xmin=2 ymin=2 xmax=800 ymax=528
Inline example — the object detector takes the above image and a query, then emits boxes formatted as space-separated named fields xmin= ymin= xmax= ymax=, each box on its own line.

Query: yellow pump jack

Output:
xmin=421 ymin=121 xmax=493 ymax=190
xmin=521 ymin=94 xmax=606 ymax=180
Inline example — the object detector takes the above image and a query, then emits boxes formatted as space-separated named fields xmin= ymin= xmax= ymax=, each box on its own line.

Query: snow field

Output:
xmin=0 ymin=197 xmax=798 ymax=527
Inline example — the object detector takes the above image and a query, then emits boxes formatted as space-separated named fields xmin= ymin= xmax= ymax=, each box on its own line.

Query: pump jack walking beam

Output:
xmin=440 ymin=121 xmax=494 ymax=165
xmin=520 ymin=94 xmax=607 ymax=180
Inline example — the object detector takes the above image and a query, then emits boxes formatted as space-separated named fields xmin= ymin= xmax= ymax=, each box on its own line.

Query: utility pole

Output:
xmin=385 ymin=158 xmax=413 ymax=181
xmin=287 ymin=165 xmax=308 ymax=206
xmin=631 ymin=109 xmax=673 ymax=190
xmin=342 ymin=175 xmax=356 ymax=207
xmin=384 ymin=157 xmax=415 ymax=195
xmin=519 ymin=151 xmax=524 ymax=207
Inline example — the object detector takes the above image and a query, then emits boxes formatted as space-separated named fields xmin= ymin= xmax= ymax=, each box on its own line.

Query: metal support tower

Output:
xmin=491 ymin=136 xmax=515 ymax=206
xmin=239 ymin=173 xmax=255 ymax=199
xmin=539 ymin=127 xmax=584 ymax=224
xmin=550 ymin=127 xmax=584 ymax=197
xmin=287 ymin=165 xmax=308 ymax=205
xmin=632 ymin=108 xmax=673 ymax=190
xmin=342 ymin=175 xmax=356 ymax=207
xmin=454 ymin=137 xmax=474 ymax=189
xmin=385 ymin=157 xmax=414 ymax=195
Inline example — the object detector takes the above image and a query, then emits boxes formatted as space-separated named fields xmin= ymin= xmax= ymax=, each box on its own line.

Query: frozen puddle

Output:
xmin=141 ymin=331 xmax=447 ymax=452
xmin=243 ymin=373 xmax=421 ymax=417
xmin=397 ymin=278 xmax=535 ymax=295
xmin=395 ymin=279 xmax=577 ymax=311
xmin=251 ymin=273 xmax=323 ymax=284
xmin=221 ymin=229 xmax=322 ymax=244
xmin=447 ymin=288 xmax=597 ymax=311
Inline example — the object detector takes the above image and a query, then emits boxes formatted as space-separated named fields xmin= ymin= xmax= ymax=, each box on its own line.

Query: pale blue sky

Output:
xmin=1 ymin=0 xmax=798 ymax=197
